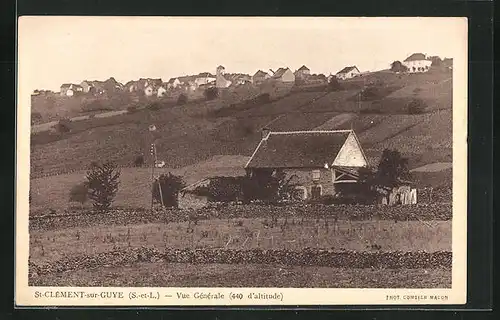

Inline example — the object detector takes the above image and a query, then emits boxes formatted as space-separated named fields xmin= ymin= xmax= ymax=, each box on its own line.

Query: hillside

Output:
xmin=30 ymin=69 xmax=452 ymax=180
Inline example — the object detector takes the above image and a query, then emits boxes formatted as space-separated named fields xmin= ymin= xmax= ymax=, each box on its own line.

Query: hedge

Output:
xmin=29 ymin=246 xmax=451 ymax=278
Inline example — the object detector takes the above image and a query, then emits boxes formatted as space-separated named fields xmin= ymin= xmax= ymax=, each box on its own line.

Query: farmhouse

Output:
xmin=252 ymin=70 xmax=270 ymax=84
xmin=226 ymin=73 xmax=252 ymax=86
xmin=245 ymin=129 xmax=368 ymax=200
xmin=166 ymin=77 xmax=182 ymax=89
xmin=59 ymin=84 xmax=83 ymax=97
xmin=336 ymin=66 xmax=361 ymax=80
xmin=294 ymin=65 xmax=310 ymax=79
xmin=127 ymin=78 xmax=163 ymax=96
xmin=403 ymin=53 xmax=432 ymax=73
xmin=194 ymin=72 xmax=217 ymax=87
xmin=270 ymin=67 xmax=295 ymax=83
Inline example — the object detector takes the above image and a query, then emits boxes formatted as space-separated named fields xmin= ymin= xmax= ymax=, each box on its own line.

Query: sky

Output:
xmin=18 ymin=16 xmax=467 ymax=93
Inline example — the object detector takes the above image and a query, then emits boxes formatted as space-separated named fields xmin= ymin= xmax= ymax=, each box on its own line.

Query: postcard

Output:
xmin=16 ymin=16 xmax=467 ymax=306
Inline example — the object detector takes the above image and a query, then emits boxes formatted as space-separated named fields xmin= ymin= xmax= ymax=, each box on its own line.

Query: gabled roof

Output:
xmin=297 ymin=65 xmax=310 ymax=71
xmin=245 ymin=130 xmax=356 ymax=169
xmin=271 ymin=67 xmax=291 ymax=78
xmin=336 ymin=66 xmax=360 ymax=75
xmin=253 ymin=70 xmax=269 ymax=78
xmin=60 ymin=83 xmax=72 ymax=88
xmin=177 ymin=75 xmax=196 ymax=83
xmin=197 ymin=72 xmax=215 ymax=78
xmin=404 ymin=53 xmax=426 ymax=62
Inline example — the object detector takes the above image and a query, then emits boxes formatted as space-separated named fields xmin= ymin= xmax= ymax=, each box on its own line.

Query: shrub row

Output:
xmin=29 ymin=247 xmax=451 ymax=278
xmin=163 ymin=248 xmax=451 ymax=269
xmin=29 ymin=203 xmax=452 ymax=231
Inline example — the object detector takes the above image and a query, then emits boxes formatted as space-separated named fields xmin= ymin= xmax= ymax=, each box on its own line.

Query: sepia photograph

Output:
xmin=16 ymin=16 xmax=467 ymax=306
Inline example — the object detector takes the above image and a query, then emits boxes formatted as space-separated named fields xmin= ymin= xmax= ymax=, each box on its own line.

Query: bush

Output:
xmin=407 ymin=99 xmax=427 ymax=114
xmin=133 ymin=154 xmax=144 ymax=167
xmin=69 ymin=182 xmax=89 ymax=205
xmin=31 ymin=112 xmax=43 ymax=124
xmin=177 ymin=94 xmax=188 ymax=105
xmin=54 ymin=118 xmax=71 ymax=133
xmin=153 ymin=173 xmax=186 ymax=208
xmin=390 ymin=61 xmax=409 ymax=73
xmin=85 ymin=161 xmax=121 ymax=211
xmin=147 ymin=102 xmax=162 ymax=111
xmin=327 ymin=77 xmax=342 ymax=91
xmin=194 ymin=177 xmax=245 ymax=202
xmin=204 ymin=87 xmax=219 ymax=100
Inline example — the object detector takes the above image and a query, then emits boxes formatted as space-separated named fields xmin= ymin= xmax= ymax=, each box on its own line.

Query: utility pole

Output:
xmin=150 ymin=142 xmax=156 ymax=211
xmin=149 ymin=124 xmax=165 ymax=210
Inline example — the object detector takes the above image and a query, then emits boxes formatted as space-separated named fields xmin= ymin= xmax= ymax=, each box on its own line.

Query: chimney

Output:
xmin=261 ymin=127 xmax=271 ymax=140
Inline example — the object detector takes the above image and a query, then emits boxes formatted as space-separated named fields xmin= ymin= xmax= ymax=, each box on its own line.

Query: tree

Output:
xmin=428 ymin=56 xmax=442 ymax=67
xmin=85 ymin=161 xmax=121 ymax=210
xmin=204 ymin=87 xmax=219 ymax=100
xmin=152 ymin=173 xmax=186 ymax=208
xmin=177 ymin=94 xmax=188 ymax=105
xmin=133 ymin=154 xmax=144 ymax=167
xmin=374 ymin=149 xmax=410 ymax=188
xmin=69 ymin=182 xmax=89 ymax=206
xmin=327 ymin=76 xmax=342 ymax=91
xmin=390 ymin=61 xmax=408 ymax=73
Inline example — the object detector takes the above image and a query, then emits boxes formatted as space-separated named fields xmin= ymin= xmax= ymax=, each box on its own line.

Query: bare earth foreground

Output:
xmin=29 ymin=214 xmax=451 ymax=288
xmin=32 ymin=262 xmax=451 ymax=288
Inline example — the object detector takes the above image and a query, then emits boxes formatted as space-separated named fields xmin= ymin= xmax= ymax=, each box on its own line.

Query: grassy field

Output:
xmin=30 ymin=155 xmax=249 ymax=213
xmin=31 ymin=262 xmax=451 ymax=288
xmin=29 ymin=218 xmax=451 ymax=264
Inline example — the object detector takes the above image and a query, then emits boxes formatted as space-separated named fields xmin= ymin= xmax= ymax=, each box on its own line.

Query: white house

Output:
xmin=252 ymin=70 xmax=271 ymax=84
xmin=60 ymin=84 xmax=83 ymax=97
xmin=403 ymin=53 xmax=432 ymax=73
xmin=167 ymin=78 xmax=182 ymax=89
xmin=194 ymin=72 xmax=216 ymax=87
xmin=157 ymin=86 xmax=167 ymax=98
xmin=336 ymin=66 xmax=361 ymax=80
xmin=270 ymin=67 xmax=295 ymax=83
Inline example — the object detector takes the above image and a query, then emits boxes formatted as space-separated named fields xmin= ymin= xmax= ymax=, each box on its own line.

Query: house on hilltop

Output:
xmin=194 ymin=72 xmax=217 ymax=87
xmin=245 ymin=129 xmax=368 ymax=200
xmin=270 ymin=67 xmax=295 ymax=83
xmin=81 ymin=78 xmax=123 ymax=96
xmin=166 ymin=77 xmax=182 ymax=89
xmin=126 ymin=78 xmax=162 ymax=96
xmin=403 ymin=53 xmax=432 ymax=73
xmin=252 ymin=70 xmax=271 ymax=84
xmin=60 ymin=83 xmax=83 ymax=97
xmin=226 ymin=73 xmax=252 ymax=86
xmin=336 ymin=66 xmax=361 ymax=80
xmin=294 ymin=65 xmax=311 ymax=79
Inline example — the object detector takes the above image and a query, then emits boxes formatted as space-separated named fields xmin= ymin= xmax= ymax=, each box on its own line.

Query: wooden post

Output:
xmin=331 ymin=168 xmax=336 ymax=196
xmin=153 ymin=144 xmax=165 ymax=208
xmin=150 ymin=144 xmax=155 ymax=211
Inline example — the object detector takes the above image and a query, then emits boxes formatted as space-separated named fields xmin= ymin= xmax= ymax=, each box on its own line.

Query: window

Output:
xmin=312 ymin=170 xmax=320 ymax=181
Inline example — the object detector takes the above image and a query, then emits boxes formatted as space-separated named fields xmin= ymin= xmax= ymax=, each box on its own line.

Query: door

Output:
xmin=311 ymin=185 xmax=321 ymax=200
